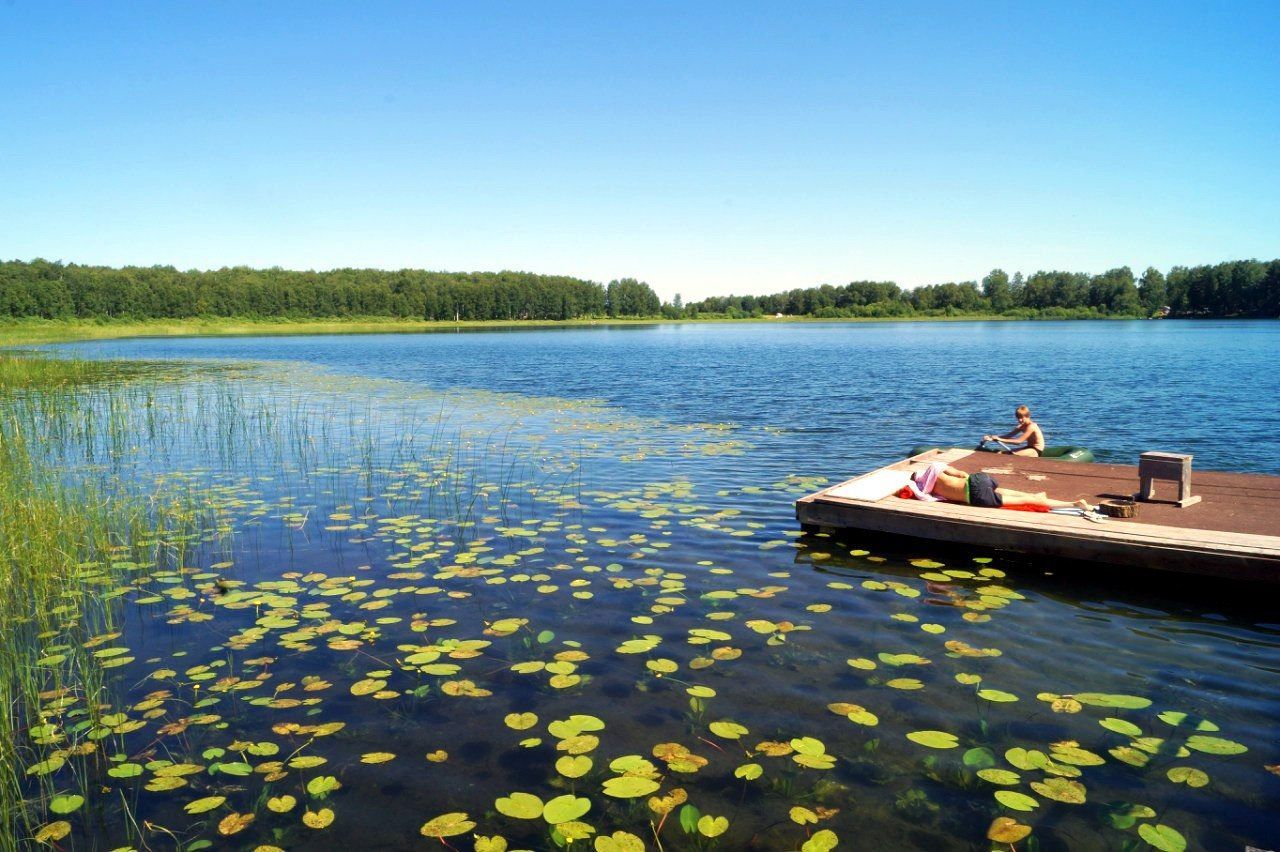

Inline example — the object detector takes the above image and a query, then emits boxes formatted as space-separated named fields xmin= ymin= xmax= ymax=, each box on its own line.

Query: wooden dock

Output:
xmin=795 ymin=449 xmax=1280 ymax=582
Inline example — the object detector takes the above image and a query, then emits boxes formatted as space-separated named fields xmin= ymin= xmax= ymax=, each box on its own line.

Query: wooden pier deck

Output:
xmin=795 ymin=449 xmax=1280 ymax=582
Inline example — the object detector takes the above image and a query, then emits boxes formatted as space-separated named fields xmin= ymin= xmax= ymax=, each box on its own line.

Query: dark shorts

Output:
xmin=968 ymin=472 xmax=1003 ymax=508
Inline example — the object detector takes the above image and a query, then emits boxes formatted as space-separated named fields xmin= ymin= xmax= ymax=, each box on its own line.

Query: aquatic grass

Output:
xmin=0 ymin=363 xmax=215 ymax=849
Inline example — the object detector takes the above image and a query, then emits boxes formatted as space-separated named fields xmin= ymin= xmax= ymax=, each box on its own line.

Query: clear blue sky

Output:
xmin=2 ymin=1 xmax=1277 ymax=301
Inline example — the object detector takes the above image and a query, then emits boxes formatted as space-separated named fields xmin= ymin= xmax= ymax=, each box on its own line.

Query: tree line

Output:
xmin=1 ymin=257 xmax=1275 ymax=322
xmin=679 ymin=259 xmax=1279 ymax=319
xmin=0 ymin=260 xmax=660 ymax=321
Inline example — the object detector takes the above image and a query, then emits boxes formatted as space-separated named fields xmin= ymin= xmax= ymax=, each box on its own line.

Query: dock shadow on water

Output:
xmin=3 ymin=353 xmax=1277 ymax=852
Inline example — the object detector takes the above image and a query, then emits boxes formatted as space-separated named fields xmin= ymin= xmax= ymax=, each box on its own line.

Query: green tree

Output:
xmin=1138 ymin=266 xmax=1167 ymax=315
xmin=981 ymin=269 xmax=1011 ymax=312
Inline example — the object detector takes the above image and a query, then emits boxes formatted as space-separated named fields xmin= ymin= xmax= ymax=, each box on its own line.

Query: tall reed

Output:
xmin=0 ymin=355 xmax=203 ymax=848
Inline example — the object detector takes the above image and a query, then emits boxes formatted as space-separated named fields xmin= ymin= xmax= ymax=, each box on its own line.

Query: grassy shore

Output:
xmin=0 ymin=312 xmax=1151 ymax=346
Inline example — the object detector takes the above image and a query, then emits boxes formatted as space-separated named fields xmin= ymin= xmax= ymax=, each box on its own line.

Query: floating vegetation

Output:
xmin=0 ymin=351 xmax=1275 ymax=850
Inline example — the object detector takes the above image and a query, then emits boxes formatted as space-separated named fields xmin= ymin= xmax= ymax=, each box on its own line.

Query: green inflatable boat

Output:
xmin=908 ymin=445 xmax=1095 ymax=463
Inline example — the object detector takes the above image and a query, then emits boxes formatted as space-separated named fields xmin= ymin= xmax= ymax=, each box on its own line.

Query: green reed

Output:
xmin=0 ymin=358 xmax=211 ymax=848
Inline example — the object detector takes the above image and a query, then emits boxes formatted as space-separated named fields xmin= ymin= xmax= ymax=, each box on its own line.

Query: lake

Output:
xmin=13 ymin=320 xmax=1280 ymax=851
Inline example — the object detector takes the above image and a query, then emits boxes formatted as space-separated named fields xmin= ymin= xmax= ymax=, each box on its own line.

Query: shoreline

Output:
xmin=0 ymin=313 xmax=1166 ymax=346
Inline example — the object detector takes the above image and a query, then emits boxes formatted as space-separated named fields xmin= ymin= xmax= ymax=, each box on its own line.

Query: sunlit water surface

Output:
xmin=24 ymin=320 xmax=1280 ymax=851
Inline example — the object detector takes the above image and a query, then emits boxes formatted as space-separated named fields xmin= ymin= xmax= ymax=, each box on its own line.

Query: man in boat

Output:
xmin=907 ymin=461 xmax=1093 ymax=512
xmin=982 ymin=405 xmax=1044 ymax=456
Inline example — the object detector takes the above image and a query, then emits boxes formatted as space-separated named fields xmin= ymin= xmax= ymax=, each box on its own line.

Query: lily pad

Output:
xmin=268 ymin=795 xmax=298 ymax=813
xmin=306 ymin=775 xmax=341 ymax=798
xmin=1184 ymin=735 xmax=1246 ymax=755
xmin=994 ymin=790 xmax=1039 ymax=811
xmin=603 ymin=776 xmax=660 ymax=798
xmin=709 ymin=721 xmax=748 ymax=740
xmin=906 ymin=730 xmax=959 ymax=749
xmin=218 ymin=812 xmax=255 ymax=836
xmin=697 ymin=815 xmax=728 ymax=837
xmin=1030 ymin=777 xmax=1086 ymax=804
xmin=183 ymin=796 xmax=225 ymax=814
xmin=556 ymin=755 xmax=593 ymax=778
xmin=1073 ymin=692 xmax=1151 ymax=710
xmin=802 ymin=829 xmax=839 ymax=852
xmin=595 ymin=831 xmax=646 ymax=852
xmin=962 ymin=747 xmax=996 ymax=768
xmin=977 ymin=688 xmax=1018 ymax=703
xmin=1138 ymin=823 xmax=1187 ymax=852
xmin=1167 ymin=766 xmax=1209 ymax=787
xmin=496 ymin=792 xmax=544 ymax=819
xmin=1100 ymin=717 xmax=1143 ymax=737
xmin=420 ymin=812 xmax=477 ymax=838
xmin=977 ymin=768 xmax=1020 ymax=785
xmin=49 ymin=794 xmax=86 ymax=814
xmin=987 ymin=817 xmax=1032 ymax=843
xmin=543 ymin=794 xmax=591 ymax=824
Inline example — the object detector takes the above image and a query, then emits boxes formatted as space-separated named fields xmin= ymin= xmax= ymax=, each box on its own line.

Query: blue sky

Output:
xmin=2 ymin=1 xmax=1277 ymax=301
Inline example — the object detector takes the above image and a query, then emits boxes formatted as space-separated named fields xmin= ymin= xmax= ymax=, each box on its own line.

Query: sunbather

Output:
xmin=908 ymin=461 xmax=1093 ymax=511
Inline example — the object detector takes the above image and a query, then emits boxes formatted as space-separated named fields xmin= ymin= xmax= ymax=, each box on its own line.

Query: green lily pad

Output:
xmin=697 ymin=815 xmax=728 ymax=837
xmin=542 ymin=794 xmax=590 ymax=824
xmin=994 ymin=790 xmax=1039 ymax=811
xmin=306 ymin=775 xmax=341 ymax=798
xmin=184 ymin=796 xmax=225 ymax=814
xmin=977 ymin=769 xmax=1020 ymax=785
xmin=420 ymin=812 xmax=476 ymax=838
xmin=963 ymin=747 xmax=996 ymax=768
xmin=1157 ymin=711 xmax=1218 ymax=731
xmin=495 ymin=792 xmax=544 ymax=819
xmin=26 ymin=756 xmax=65 ymax=776
xmin=1167 ymin=766 xmax=1209 ymax=787
xmin=1184 ymin=735 xmax=1246 ymax=755
xmin=801 ymin=829 xmax=839 ymax=852
xmin=1104 ymin=802 xmax=1157 ymax=829
xmin=49 ymin=794 xmax=85 ymax=814
xmin=555 ymin=755 xmax=592 ymax=778
xmin=790 ymin=736 xmax=826 ymax=756
xmin=1138 ymin=823 xmax=1187 ymax=852
xmin=1030 ymin=777 xmax=1086 ymax=804
xmin=595 ymin=831 xmax=646 ymax=852
xmin=1100 ymin=717 xmax=1143 ymax=737
xmin=603 ymin=776 xmax=660 ymax=798
xmin=906 ymin=730 xmax=958 ymax=749
xmin=709 ymin=721 xmax=748 ymax=739
xmin=1073 ymin=692 xmax=1151 ymax=709
xmin=977 ymin=688 xmax=1018 ymax=702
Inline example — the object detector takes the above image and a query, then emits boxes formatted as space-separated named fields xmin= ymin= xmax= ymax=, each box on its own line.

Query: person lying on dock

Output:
xmin=981 ymin=405 xmax=1045 ymax=456
xmin=906 ymin=461 xmax=1093 ymax=512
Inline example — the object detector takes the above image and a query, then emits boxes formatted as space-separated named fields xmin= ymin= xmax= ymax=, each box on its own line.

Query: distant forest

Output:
xmin=680 ymin=259 xmax=1280 ymax=320
xmin=1 ymin=257 xmax=1276 ymax=322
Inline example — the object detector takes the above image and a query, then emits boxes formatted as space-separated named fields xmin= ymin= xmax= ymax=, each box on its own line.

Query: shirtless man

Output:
xmin=982 ymin=405 xmax=1045 ymax=457
xmin=910 ymin=461 xmax=1092 ymax=511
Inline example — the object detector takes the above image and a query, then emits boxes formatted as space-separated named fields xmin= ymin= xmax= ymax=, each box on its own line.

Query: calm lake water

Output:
xmin=23 ymin=320 xmax=1280 ymax=851
xmin=60 ymin=319 xmax=1280 ymax=476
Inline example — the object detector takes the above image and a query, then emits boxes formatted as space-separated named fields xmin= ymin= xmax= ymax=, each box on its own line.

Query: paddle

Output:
xmin=977 ymin=437 xmax=1016 ymax=453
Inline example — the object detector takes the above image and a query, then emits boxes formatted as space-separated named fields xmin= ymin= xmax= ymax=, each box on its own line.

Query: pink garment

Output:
xmin=906 ymin=462 xmax=946 ymax=502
